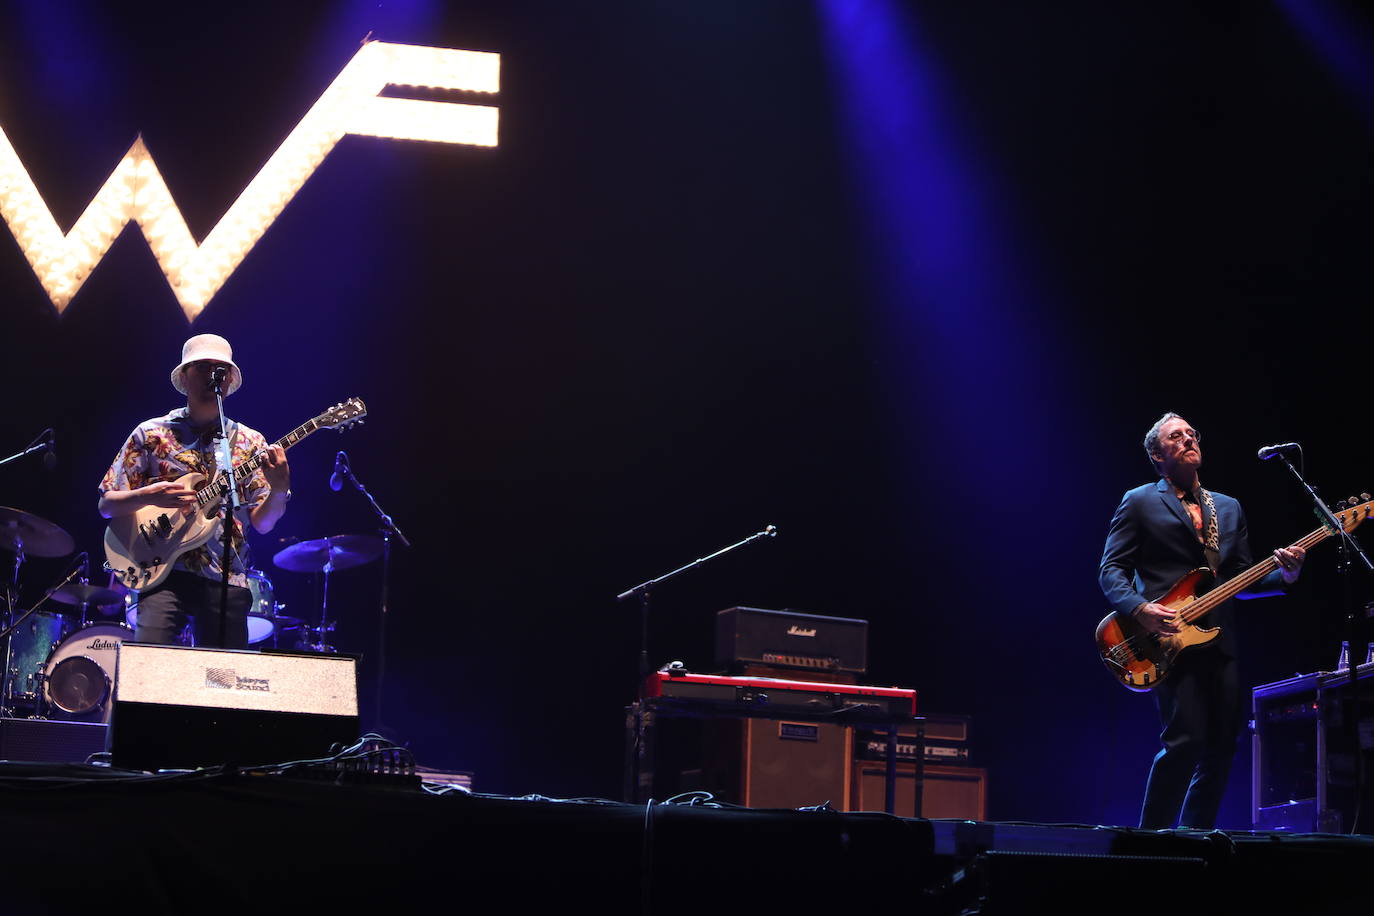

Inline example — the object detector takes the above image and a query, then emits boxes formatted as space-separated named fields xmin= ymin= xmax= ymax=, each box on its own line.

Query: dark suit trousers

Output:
xmin=1139 ymin=648 xmax=1240 ymax=830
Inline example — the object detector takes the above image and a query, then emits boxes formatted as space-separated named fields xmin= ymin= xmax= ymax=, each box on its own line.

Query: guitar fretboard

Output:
xmin=1180 ymin=502 xmax=1368 ymax=623
xmin=193 ymin=419 xmax=322 ymax=509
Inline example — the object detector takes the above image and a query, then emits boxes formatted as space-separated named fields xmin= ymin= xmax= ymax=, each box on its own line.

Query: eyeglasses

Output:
xmin=1165 ymin=428 xmax=1201 ymax=444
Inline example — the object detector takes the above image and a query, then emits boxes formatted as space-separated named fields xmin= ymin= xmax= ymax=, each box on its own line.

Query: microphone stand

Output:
xmin=0 ymin=429 xmax=53 ymax=470
xmin=336 ymin=454 xmax=410 ymax=736
xmin=1273 ymin=452 xmax=1373 ymax=832
xmin=616 ymin=524 xmax=776 ymax=802
xmin=211 ymin=370 xmax=241 ymax=649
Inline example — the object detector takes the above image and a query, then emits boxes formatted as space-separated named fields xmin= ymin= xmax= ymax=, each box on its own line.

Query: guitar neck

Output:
xmin=193 ymin=419 xmax=322 ymax=508
xmin=1181 ymin=523 xmax=1331 ymax=622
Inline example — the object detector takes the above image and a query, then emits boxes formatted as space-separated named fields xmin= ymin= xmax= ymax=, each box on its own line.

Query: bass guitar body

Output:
xmin=1095 ymin=567 xmax=1221 ymax=691
xmin=104 ymin=471 xmax=222 ymax=590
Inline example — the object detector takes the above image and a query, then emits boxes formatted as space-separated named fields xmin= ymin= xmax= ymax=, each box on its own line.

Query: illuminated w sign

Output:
xmin=0 ymin=41 xmax=499 ymax=322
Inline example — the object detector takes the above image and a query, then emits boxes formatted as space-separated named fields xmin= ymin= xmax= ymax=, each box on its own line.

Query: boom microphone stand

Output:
xmin=333 ymin=452 xmax=410 ymax=735
xmin=616 ymin=524 xmax=776 ymax=802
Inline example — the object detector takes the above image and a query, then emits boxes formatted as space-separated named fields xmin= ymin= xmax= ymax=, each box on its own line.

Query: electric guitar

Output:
xmin=104 ymin=398 xmax=366 ymax=589
xmin=1096 ymin=494 xmax=1372 ymax=691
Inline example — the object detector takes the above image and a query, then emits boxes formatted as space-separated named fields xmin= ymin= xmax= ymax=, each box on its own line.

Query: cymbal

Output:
xmin=0 ymin=507 xmax=75 ymax=558
xmin=272 ymin=535 xmax=383 ymax=573
xmin=50 ymin=583 xmax=125 ymax=608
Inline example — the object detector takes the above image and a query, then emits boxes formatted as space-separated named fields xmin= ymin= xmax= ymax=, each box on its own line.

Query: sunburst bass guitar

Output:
xmin=1095 ymin=494 xmax=1372 ymax=691
xmin=104 ymin=398 xmax=366 ymax=590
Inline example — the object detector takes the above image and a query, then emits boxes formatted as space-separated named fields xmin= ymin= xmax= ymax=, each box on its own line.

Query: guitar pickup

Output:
xmin=156 ymin=514 xmax=173 ymax=536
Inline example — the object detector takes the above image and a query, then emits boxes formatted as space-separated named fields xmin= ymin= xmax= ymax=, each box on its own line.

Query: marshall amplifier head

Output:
xmin=714 ymin=607 xmax=868 ymax=677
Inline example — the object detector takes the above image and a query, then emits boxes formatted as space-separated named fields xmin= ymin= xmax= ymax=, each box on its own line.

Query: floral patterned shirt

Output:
xmin=100 ymin=407 xmax=271 ymax=588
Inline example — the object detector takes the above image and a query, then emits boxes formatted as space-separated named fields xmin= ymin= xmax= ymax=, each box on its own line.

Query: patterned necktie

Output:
xmin=1196 ymin=486 xmax=1220 ymax=572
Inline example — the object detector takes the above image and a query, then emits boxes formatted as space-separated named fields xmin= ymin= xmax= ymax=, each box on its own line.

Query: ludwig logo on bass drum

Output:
xmin=86 ymin=638 xmax=121 ymax=651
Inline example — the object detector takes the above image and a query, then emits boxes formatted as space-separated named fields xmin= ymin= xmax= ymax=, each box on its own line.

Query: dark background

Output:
xmin=1 ymin=0 xmax=1370 ymax=828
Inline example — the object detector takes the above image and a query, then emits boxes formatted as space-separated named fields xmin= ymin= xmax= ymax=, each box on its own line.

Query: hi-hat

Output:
xmin=0 ymin=507 xmax=75 ymax=558
xmin=50 ymin=583 xmax=125 ymax=609
xmin=272 ymin=535 xmax=383 ymax=573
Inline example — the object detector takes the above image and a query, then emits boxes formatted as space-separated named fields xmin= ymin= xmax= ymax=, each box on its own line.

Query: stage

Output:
xmin=4 ymin=758 xmax=1368 ymax=915
xmin=2 ymin=7 xmax=1374 ymax=912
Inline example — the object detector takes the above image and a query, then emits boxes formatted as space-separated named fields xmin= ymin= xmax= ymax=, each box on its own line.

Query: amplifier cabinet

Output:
xmin=854 ymin=714 xmax=973 ymax=766
xmin=702 ymin=718 xmax=853 ymax=810
xmin=0 ymin=718 xmax=108 ymax=764
xmin=1252 ymin=663 xmax=1374 ymax=833
xmin=850 ymin=763 xmax=988 ymax=820
xmin=110 ymin=644 xmax=359 ymax=771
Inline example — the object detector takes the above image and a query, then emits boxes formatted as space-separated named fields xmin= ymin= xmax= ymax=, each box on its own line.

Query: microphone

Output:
xmin=764 ymin=524 xmax=777 ymax=537
xmin=41 ymin=429 xmax=56 ymax=471
xmin=209 ymin=365 xmax=229 ymax=393
xmin=329 ymin=451 xmax=349 ymax=492
xmin=1257 ymin=442 xmax=1300 ymax=461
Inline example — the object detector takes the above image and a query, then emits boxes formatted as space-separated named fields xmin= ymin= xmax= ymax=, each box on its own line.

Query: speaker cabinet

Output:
xmin=0 ymin=717 xmax=108 ymax=764
xmin=702 ymin=719 xmax=853 ymax=809
xmin=850 ymin=762 xmax=987 ymax=819
xmin=110 ymin=643 xmax=358 ymax=771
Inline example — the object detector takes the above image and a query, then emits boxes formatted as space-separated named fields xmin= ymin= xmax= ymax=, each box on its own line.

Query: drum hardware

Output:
xmin=272 ymin=534 xmax=384 ymax=653
xmin=0 ymin=523 xmax=80 ymax=719
xmin=50 ymin=583 xmax=123 ymax=613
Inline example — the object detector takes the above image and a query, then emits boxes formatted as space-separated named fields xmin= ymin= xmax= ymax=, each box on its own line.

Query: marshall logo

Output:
xmin=0 ymin=41 xmax=500 ymax=321
xmin=786 ymin=625 xmax=817 ymax=637
xmin=86 ymin=638 xmax=121 ymax=651
xmin=204 ymin=668 xmax=271 ymax=692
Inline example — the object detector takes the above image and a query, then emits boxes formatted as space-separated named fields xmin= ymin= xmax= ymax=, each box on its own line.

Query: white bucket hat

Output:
xmin=171 ymin=334 xmax=242 ymax=396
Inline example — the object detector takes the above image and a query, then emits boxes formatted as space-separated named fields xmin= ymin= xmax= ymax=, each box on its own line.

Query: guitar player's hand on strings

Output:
xmin=140 ymin=480 xmax=199 ymax=510
xmin=1134 ymin=602 xmax=1184 ymax=636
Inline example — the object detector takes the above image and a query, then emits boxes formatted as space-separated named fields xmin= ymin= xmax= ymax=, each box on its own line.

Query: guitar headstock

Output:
xmin=1335 ymin=493 xmax=1373 ymax=534
xmin=318 ymin=397 xmax=367 ymax=431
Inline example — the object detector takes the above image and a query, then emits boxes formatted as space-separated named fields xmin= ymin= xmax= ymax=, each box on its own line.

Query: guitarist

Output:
xmin=98 ymin=334 xmax=291 ymax=648
xmin=1099 ymin=412 xmax=1304 ymax=829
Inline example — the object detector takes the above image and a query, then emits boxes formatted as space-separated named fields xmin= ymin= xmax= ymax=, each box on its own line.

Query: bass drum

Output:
xmin=123 ymin=570 xmax=276 ymax=645
xmin=43 ymin=622 xmax=133 ymax=723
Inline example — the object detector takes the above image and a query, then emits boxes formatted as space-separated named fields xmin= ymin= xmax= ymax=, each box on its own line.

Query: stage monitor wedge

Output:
xmin=109 ymin=643 xmax=359 ymax=772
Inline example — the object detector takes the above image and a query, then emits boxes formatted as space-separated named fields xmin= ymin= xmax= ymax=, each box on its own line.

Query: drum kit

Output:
xmin=1 ymin=504 xmax=384 ymax=724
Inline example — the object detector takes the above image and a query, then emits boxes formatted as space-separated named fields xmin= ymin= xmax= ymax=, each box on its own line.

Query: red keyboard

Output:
xmin=644 ymin=671 xmax=916 ymax=718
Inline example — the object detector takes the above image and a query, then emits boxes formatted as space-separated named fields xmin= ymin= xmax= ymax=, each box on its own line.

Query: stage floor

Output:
xmin=2 ymin=760 xmax=1369 ymax=915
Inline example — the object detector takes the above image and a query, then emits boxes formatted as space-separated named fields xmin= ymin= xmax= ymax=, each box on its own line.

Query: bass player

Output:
xmin=1099 ymin=412 xmax=1304 ymax=829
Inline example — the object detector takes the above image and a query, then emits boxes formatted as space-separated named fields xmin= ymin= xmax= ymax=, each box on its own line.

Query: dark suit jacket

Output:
xmin=1099 ymin=478 xmax=1284 ymax=657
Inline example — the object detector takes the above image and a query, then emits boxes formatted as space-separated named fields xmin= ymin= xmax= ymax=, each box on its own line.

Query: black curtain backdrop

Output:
xmin=1 ymin=0 xmax=1371 ymax=828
